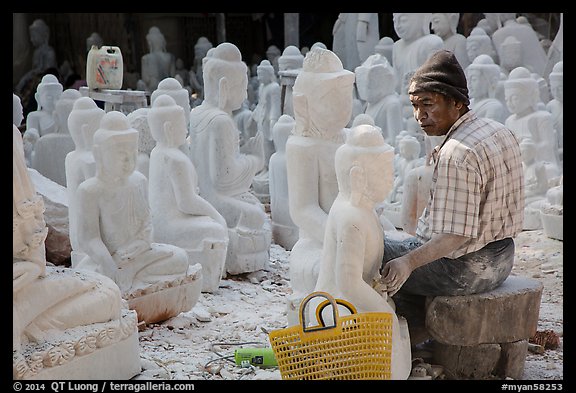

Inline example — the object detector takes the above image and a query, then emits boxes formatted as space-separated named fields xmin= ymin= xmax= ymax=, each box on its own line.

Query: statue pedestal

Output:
xmin=14 ymin=309 xmax=141 ymax=380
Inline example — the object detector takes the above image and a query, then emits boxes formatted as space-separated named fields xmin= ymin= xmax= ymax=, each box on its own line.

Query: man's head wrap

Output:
xmin=409 ymin=49 xmax=469 ymax=106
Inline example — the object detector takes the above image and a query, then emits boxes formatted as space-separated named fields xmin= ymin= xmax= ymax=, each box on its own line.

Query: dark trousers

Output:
xmin=382 ymin=236 xmax=515 ymax=328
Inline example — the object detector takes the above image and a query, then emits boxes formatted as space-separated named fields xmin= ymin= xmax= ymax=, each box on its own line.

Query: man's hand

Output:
xmin=381 ymin=255 xmax=413 ymax=296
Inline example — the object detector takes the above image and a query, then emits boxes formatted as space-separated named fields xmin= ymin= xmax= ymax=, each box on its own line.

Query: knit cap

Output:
xmin=409 ymin=49 xmax=469 ymax=106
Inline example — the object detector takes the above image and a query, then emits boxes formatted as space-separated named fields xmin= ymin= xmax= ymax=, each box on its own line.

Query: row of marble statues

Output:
xmin=14 ymin=12 xmax=562 ymax=380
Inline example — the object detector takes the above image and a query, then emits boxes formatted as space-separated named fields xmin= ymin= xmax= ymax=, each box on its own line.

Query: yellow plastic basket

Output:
xmin=268 ymin=291 xmax=393 ymax=380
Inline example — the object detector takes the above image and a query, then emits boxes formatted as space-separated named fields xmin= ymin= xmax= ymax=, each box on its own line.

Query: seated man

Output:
xmin=379 ymin=50 xmax=524 ymax=347
xmin=74 ymin=111 xmax=201 ymax=323
xmin=314 ymin=123 xmax=411 ymax=379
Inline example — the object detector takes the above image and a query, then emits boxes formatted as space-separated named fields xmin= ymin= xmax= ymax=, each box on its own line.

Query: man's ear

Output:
xmin=349 ymin=165 xmax=366 ymax=206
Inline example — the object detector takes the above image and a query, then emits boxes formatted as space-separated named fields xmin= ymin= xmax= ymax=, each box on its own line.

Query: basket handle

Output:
xmin=316 ymin=298 xmax=357 ymax=327
xmin=299 ymin=291 xmax=356 ymax=333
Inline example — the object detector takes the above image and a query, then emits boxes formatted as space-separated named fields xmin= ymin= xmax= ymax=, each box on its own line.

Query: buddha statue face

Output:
xmin=393 ymin=13 xmax=430 ymax=41
xmin=467 ymin=69 xmax=489 ymax=99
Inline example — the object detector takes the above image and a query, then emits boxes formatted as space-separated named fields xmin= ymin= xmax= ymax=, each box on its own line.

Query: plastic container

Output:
xmin=86 ymin=45 xmax=123 ymax=90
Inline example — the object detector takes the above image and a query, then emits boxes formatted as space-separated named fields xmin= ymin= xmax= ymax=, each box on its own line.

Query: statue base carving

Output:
xmin=13 ymin=309 xmax=141 ymax=380
xmin=126 ymin=263 xmax=203 ymax=324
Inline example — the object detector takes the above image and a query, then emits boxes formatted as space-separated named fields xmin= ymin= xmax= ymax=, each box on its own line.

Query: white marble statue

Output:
xmin=269 ymin=114 xmax=299 ymax=251
xmin=313 ymin=123 xmax=410 ymax=380
xmin=487 ymin=13 xmax=548 ymax=76
xmin=188 ymin=42 xmax=272 ymax=275
xmin=465 ymin=26 xmax=498 ymax=65
xmin=431 ymin=13 xmax=470 ymax=69
xmin=285 ymin=47 xmax=355 ymax=323
xmin=148 ymin=94 xmax=229 ymax=293
xmin=399 ymin=135 xmax=443 ymax=235
xmin=174 ymin=58 xmax=190 ymax=89
xmin=66 ymin=96 xmax=105 ymax=266
xmin=265 ymin=45 xmax=281 ymax=76
xmin=25 ymin=73 xmax=63 ymax=138
xmin=499 ymin=35 xmax=523 ymax=75
xmin=544 ymin=13 xmax=562 ymax=80
xmin=504 ymin=66 xmax=561 ymax=171
xmin=354 ymin=53 xmax=403 ymax=146
xmin=331 ymin=13 xmax=380 ymax=71
xmin=389 ymin=135 xmax=424 ymax=205
xmin=546 ymin=61 xmax=563 ymax=162
xmin=374 ymin=36 xmax=395 ymax=66
xmin=466 ymin=54 xmax=507 ymax=123
xmin=13 ymin=94 xmax=140 ymax=380
xmin=126 ymin=108 xmax=154 ymax=178
xmin=392 ymin=13 xmax=444 ymax=95
xmin=73 ymin=110 xmax=202 ymax=324
xmin=31 ymin=88 xmax=81 ymax=186
xmin=140 ymin=26 xmax=176 ymax=92
xmin=251 ymin=59 xmax=281 ymax=203
xmin=519 ymin=138 xmax=559 ymax=230
xmin=540 ymin=176 xmax=563 ymax=241
xmin=233 ymin=99 xmax=258 ymax=147
xmin=15 ymin=19 xmax=58 ymax=95
xmin=152 ymin=77 xmax=192 ymax=125
xmin=189 ymin=36 xmax=213 ymax=106
xmin=277 ymin=45 xmax=304 ymax=117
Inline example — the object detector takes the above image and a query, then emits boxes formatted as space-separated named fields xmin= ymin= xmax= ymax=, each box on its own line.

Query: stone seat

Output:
xmin=424 ymin=275 xmax=543 ymax=380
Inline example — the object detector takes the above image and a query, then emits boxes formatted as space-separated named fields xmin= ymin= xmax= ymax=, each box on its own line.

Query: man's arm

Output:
xmin=382 ymin=232 xmax=468 ymax=295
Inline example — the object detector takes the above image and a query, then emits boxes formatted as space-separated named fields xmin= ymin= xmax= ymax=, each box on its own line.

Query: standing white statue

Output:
xmin=331 ymin=13 xmax=380 ymax=71
xmin=13 ymin=94 xmax=140 ymax=380
xmin=251 ymin=59 xmax=281 ymax=203
xmin=73 ymin=111 xmax=202 ymax=324
xmin=269 ymin=114 xmax=299 ymax=251
xmin=148 ymin=94 xmax=229 ymax=293
xmin=354 ymin=53 xmax=403 ymax=146
xmin=188 ymin=42 xmax=272 ymax=275
xmin=66 ymin=96 xmax=105 ymax=267
xmin=313 ymin=123 xmax=410 ymax=380
xmin=140 ymin=26 xmax=176 ymax=92
xmin=285 ymin=47 xmax=355 ymax=323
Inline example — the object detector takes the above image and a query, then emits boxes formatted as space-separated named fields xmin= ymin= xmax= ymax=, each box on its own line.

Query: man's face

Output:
xmin=409 ymin=90 xmax=462 ymax=136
